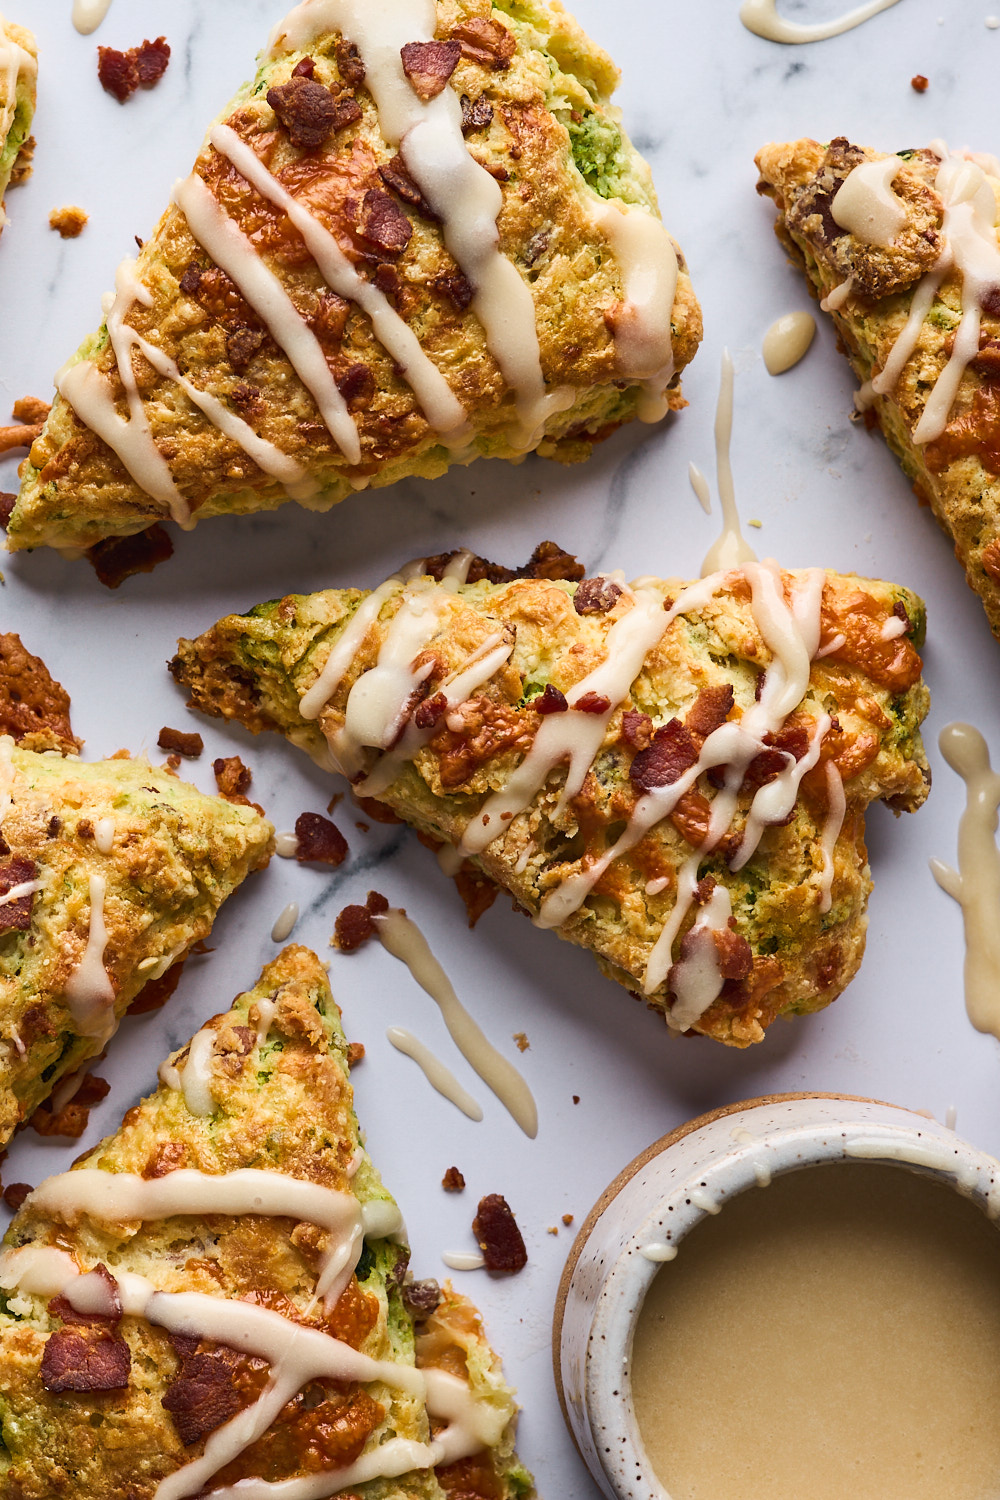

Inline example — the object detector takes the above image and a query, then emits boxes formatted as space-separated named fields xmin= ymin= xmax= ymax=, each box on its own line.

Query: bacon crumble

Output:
xmin=333 ymin=890 xmax=390 ymax=951
xmin=266 ymin=76 xmax=351 ymax=149
xmin=442 ymin=1166 xmax=466 ymax=1192
xmin=575 ymin=691 xmax=611 ymax=715
xmin=460 ymin=92 xmax=494 ymax=134
xmin=432 ymin=271 xmax=474 ymax=309
xmin=630 ymin=719 xmax=699 ymax=793
xmin=162 ymin=1338 xmax=268 ymax=1446
xmin=534 ymin=684 xmax=568 ymax=715
xmin=213 ymin=755 xmax=252 ymax=798
xmin=473 ymin=1194 xmax=527 ymax=1272
xmin=573 ymin=577 xmax=624 ymax=615
xmin=158 ymin=726 xmax=204 ymax=759
xmin=378 ymin=155 xmax=440 ymax=221
xmin=400 ymin=39 xmax=462 ymax=100
xmin=98 ymin=37 xmax=170 ymax=103
xmin=451 ymin=18 xmax=516 ymax=69
xmin=353 ymin=187 xmax=413 ymax=258
xmin=87 ymin=523 xmax=175 ymax=588
xmin=2 ymin=1182 xmax=31 ymax=1212
xmin=30 ymin=1073 xmax=111 ymax=1138
xmin=42 ymin=1271 xmax=131 ymax=1394
xmin=0 ymin=856 xmax=36 ymax=933
xmin=335 ymin=39 xmax=366 ymax=87
xmin=295 ymin=811 xmax=349 ymax=866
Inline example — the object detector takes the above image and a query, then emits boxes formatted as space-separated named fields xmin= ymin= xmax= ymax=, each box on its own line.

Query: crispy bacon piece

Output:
xmin=573 ymin=577 xmax=624 ymax=615
xmin=335 ymin=39 xmax=366 ymax=87
xmin=473 ymin=1194 xmax=527 ymax=1272
xmin=0 ymin=493 xmax=14 ymax=529
xmin=522 ymin=540 xmax=584 ymax=581
xmin=3 ymin=1182 xmax=31 ymax=1212
xmin=453 ymin=861 xmax=498 ymax=927
xmin=400 ymin=39 xmax=461 ymax=100
xmin=353 ymin=187 xmax=413 ymax=257
xmin=442 ymin=1166 xmax=466 ymax=1192
xmin=88 ymin=523 xmax=174 ymax=588
xmin=30 ymin=1073 xmax=111 ymax=1138
xmin=714 ymin=926 xmax=754 ymax=980
xmin=743 ymin=721 xmax=810 ymax=792
xmin=41 ymin=1322 xmax=131 ymax=1393
xmin=379 ymin=154 xmax=440 ymax=221
xmin=432 ymin=271 xmax=474 ymax=310
xmin=292 ymin=55 xmax=315 ymax=79
xmin=575 ymin=692 xmax=610 ymax=715
xmin=415 ymin=692 xmax=447 ymax=729
xmin=129 ymin=957 xmax=186 ymax=1016
xmin=226 ymin=325 xmax=265 ymax=372
xmin=630 ymin=719 xmax=698 ymax=793
xmin=266 ymin=76 xmax=343 ymax=150
xmin=0 ymin=856 xmax=36 ymax=933
xmin=98 ymin=37 xmax=170 ymax=102
xmin=460 ymin=92 xmax=493 ymax=134
xmin=685 ymin=685 xmax=734 ymax=742
xmin=535 ymin=684 xmax=568 ymax=715
xmin=336 ymin=362 xmax=376 ymax=412
xmin=333 ymin=890 xmax=390 ymax=951
xmin=295 ymin=811 xmax=348 ymax=866
xmin=158 ymin=726 xmax=203 ymax=759
xmin=402 ymin=1278 xmax=442 ymax=1315
xmin=451 ymin=17 xmax=516 ymax=70
xmin=620 ymin=709 xmax=653 ymax=752
xmin=51 ymin=1265 xmax=121 ymax=1325
xmin=0 ymin=632 xmax=80 ymax=752
xmin=213 ymin=755 xmax=252 ymax=797
xmin=163 ymin=1340 xmax=268 ymax=1446
xmin=353 ymin=795 xmax=403 ymax=825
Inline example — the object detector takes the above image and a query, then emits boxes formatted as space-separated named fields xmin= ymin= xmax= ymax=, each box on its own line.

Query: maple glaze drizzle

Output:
xmin=740 ymin=0 xmax=901 ymax=44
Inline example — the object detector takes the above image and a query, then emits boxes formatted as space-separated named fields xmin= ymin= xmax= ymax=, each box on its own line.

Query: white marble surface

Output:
xmin=3 ymin=1 xmax=1000 ymax=1495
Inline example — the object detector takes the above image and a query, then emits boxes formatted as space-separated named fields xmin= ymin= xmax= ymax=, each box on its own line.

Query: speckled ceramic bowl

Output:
xmin=553 ymin=1092 xmax=1000 ymax=1500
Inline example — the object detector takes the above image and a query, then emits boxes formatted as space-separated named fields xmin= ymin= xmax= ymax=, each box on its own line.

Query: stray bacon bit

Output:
xmin=573 ymin=577 xmax=624 ymax=615
xmin=30 ymin=1074 xmax=111 ymax=1138
xmin=49 ymin=205 xmax=88 ymax=239
xmin=911 ymin=74 xmax=929 ymax=92
xmin=378 ymin=154 xmax=440 ymax=221
xmin=128 ymin=958 xmax=185 ymax=1016
xmin=442 ymin=1166 xmax=465 ymax=1193
xmin=562 ymin=1213 xmax=574 ymax=1226
xmin=400 ymin=39 xmax=461 ymax=100
xmin=513 ymin=1031 xmax=529 ymax=1052
xmin=692 ymin=875 xmax=717 ymax=906
xmin=41 ymin=1315 xmax=131 ymax=1393
xmin=346 ymin=1042 xmax=365 ymax=1067
xmin=0 ymin=493 xmax=14 ymax=529
xmin=213 ymin=755 xmax=252 ymax=798
xmin=472 ymin=1193 xmax=527 ymax=1272
xmin=88 ymin=523 xmax=174 ymax=589
xmin=522 ymin=540 xmax=585 ymax=582
xmin=352 ymin=794 xmax=402 ymax=825
xmin=893 ymin=599 xmax=912 ymax=632
xmin=158 ymin=727 xmax=203 ymax=759
xmin=226 ymin=325 xmax=264 ymax=372
xmin=432 ymin=271 xmax=474 ymax=310
xmin=460 ymin=92 xmax=493 ymax=134
xmin=353 ymin=187 xmax=413 ymax=257
xmin=336 ymin=362 xmax=376 ymax=412
xmin=621 ymin=709 xmax=653 ymax=752
xmin=402 ymin=1278 xmax=442 ymax=1316
xmin=534 ymin=684 xmax=568 ymax=715
xmin=0 ymin=632 xmax=80 ymax=753
xmin=335 ymin=39 xmax=366 ymax=87
xmin=267 ymin=76 xmax=343 ymax=150
xmin=162 ymin=1339 xmax=267 ymax=1446
xmin=0 ymin=856 xmax=36 ymax=933
xmin=415 ymin=692 xmax=447 ymax=730
xmin=333 ymin=890 xmax=390 ymax=952
xmin=451 ymin=17 xmax=516 ymax=70
xmin=292 ymin=55 xmax=316 ymax=78
xmin=575 ymin=692 xmax=611 ymax=715
xmin=453 ymin=862 xmax=498 ymax=928
xmin=630 ymin=719 xmax=699 ymax=793
xmin=98 ymin=37 xmax=170 ymax=103
xmin=295 ymin=811 xmax=349 ymax=866
xmin=3 ymin=1182 xmax=31 ymax=1212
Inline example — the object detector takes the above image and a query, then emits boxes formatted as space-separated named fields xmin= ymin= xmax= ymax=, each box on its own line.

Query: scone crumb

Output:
xmin=513 ymin=1031 xmax=529 ymax=1052
xmin=910 ymin=74 xmax=929 ymax=92
xmin=442 ymin=1166 xmax=465 ymax=1193
xmin=345 ymin=1042 xmax=365 ymax=1067
xmin=547 ymin=1226 xmax=558 ymax=1235
xmin=562 ymin=1213 xmax=574 ymax=1226
xmin=49 ymin=205 xmax=88 ymax=238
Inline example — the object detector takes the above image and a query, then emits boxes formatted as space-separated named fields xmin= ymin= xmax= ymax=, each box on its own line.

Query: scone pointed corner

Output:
xmin=9 ymin=0 xmax=700 ymax=556
xmin=171 ymin=549 xmax=930 ymax=1047
xmin=0 ymin=943 xmax=533 ymax=1499
xmin=756 ymin=135 xmax=1000 ymax=642
xmin=0 ymin=741 xmax=273 ymax=1147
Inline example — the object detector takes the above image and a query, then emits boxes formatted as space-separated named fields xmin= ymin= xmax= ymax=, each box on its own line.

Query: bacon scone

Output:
xmin=757 ymin=137 xmax=1000 ymax=641
xmin=0 ymin=946 xmax=533 ymax=1500
xmin=0 ymin=17 xmax=35 ymax=235
xmin=171 ymin=553 xmax=931 ymax=1047
xmin=0 ymin=740 xmax=273 ymax=1145
xmin=7 ymin=0 xmax=700 ymax=556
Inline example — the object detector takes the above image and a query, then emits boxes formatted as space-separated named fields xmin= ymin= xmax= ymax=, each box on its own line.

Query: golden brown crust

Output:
xmin=0 ymin=634 xmax=81 ymax=754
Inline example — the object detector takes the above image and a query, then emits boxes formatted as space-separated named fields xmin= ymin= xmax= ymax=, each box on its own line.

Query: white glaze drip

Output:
xmin=299 ymin=578 xmax=403 ymax=721
xmin=639 ymin=1240 xmax=677 ymax=1263
xmin=739 ymin=0 xmax=901 ymax=43
xmin=64 ymin=874 xmax=116 ymax=1039
xmin=386 ymin=1025 xmax=484 ymax=1120
xmin=931 ymin=722 xmax=1000 ymax=1042
xmin=0 ymin=878 xmax=39 ymax=907
xmin=820 ymin=277 xmax=854 ymax=312
xmin=94 ymin=816 xmax=114 ymax=854
xmin=373 ymin=908 xmax=537 ymax=1136
xmin=762 ymin=310 xmax=816 ymax=375
xmin=177 ymin=1027 xmax=217 ymax=1117
xmin=72 ymin=0 xmax=112 ymax=33
xmin=442 ymin=1250 xmax=486 ymax=1271
xmin=818 ymin=759 xmax=846 ymax=914
xmin=274 ymin=831 xmax=301 ymax=858
xmin=210 ymin=123 xmax=470 ymax=447
xmin=832 ymin=156 xmax=906 ymax=245
xmin=700 ymin=349 xmax=758 ymax=577
xmin=172 ymin=172 xmax=361 ymax=465
xmin=269 ymin=0 xmax=562 ymax=451
xmin=271 ymin=901 xmax=299 ymax=942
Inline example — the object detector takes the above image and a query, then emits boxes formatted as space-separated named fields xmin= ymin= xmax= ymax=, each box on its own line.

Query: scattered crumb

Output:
xmin=157 ymin=727 xmax=203 ymax=759
xmin=165 ymin=753 xmax=181 ymax=771
xmin=345 ymin=1042 xmax=365 ymax=1067
xmin=326 ymin=792 xmax=344 ymax=815
xmin=442 ymin=1166 xmax=465 ymax=1193
xmin=295 ymin=810 xmax=348 ymax=866
xmin=49 ymin=205 xmax=88 ymax=238
xmin=547 ymin=1226 xmax=558 ymax=1236
xmin=987 ymin=15 xmax=999 ymax=27
xmin=910 ymin=73 xmax=929 ymax=92
xmin=472 ymin=1194 xmax=527 ymax=1273
xmin=572 ymin=1095 xmax=580 ymax=1105
xmin=513 ymin=1031 xmax=529 ymax=1052
xmin=213 ymin=755 xmax=253 ymax=802
xmin=562 ymin=1213 xmax=574 ymax=1226
xmin=355 ymin=821 xmax=370 ymax=833
xmin=333 ymin=890 xmax=390 ymax=951
xmin=2 ymin=1183 xmax=31 ymax=1212
xmin=747 ymin=518 xmax=763 ymax=529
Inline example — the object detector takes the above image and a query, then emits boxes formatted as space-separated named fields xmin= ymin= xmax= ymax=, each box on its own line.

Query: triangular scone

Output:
xmin=0 ymin=17 xmax=35 ymax=233
xmin=0 ymin=739 xmax=273 ymax=1144
xmin=8 ymin=0 xmax=700 ymax=555
xmin=757 ymin=137 xmax=1000 ymax=640
xmin=171 ymin=552 xmax=930 ymax=1047
xmin=0 ymin=946 xmax=533 ymax=1500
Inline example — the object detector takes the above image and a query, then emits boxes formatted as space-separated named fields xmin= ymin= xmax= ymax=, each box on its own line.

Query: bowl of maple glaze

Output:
xmin=553 ymin=1093 xmax=1000 ymax=1500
